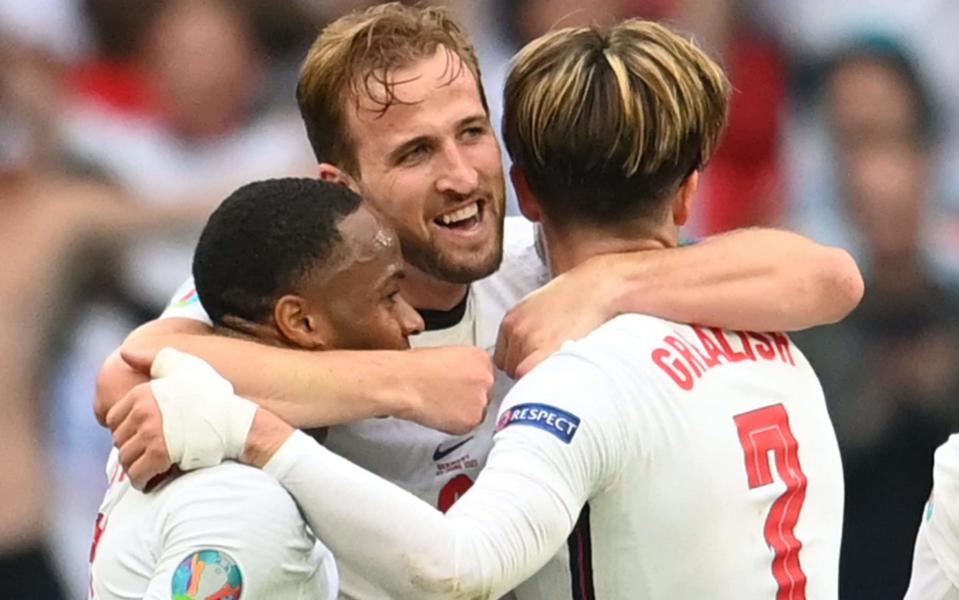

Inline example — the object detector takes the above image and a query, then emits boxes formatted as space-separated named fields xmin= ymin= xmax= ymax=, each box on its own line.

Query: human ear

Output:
xmin=672 ymin=170 xmax=700 ymax=226
xmin=273 ymin=295 xmax=332 ymax=350
xmin=510 ymin=165 xmax=543 ymax=222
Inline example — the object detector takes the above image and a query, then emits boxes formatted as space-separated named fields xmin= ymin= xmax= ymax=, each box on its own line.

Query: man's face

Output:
xmin=343 ymin=47 xmax=506 ymax=285
xmin=299 ymin=205 xmax=423 ymax=350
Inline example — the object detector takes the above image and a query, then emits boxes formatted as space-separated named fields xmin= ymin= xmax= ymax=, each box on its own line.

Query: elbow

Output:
xmin=816 ymin=247 xmax=865 ymax=324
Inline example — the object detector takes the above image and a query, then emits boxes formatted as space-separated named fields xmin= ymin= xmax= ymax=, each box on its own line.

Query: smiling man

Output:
xmin=166 ymin=19 xmax=843 ymax=599
xmin=91 ymin=178 xmax=424 ymax=600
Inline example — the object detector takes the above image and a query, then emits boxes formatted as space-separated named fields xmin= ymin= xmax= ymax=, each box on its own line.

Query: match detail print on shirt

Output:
xmin=496 ymin=403 xmax=581 ymax=444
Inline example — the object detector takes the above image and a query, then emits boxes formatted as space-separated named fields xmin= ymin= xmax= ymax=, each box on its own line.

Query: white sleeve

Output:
xmin=264 ymin=353 xmax=633 ymax=599
xmin=158 ymin=277 xmax=213 ymax=324
xmin=906 ymin=435 xmax=959 ymax=599
xmin=142 ymin=465 xmax=336 ymax=600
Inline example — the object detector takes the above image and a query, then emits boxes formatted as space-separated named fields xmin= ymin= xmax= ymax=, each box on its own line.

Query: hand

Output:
xmin=108 ymin=348 xmax=258 ymax=489
xmin=104 ymin=379 xmax=173 ymax=491
xmin=394 ymin=346 xmax=494 ymax=435
xmin=241 ymin=409 xmax=296 ymax=469
xmin=95 ymin=349 xmax=151 ymax=426
xmin=495 ymin=259 xmax=617 ymax=378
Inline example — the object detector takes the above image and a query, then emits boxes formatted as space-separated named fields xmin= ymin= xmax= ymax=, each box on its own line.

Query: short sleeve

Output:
xmin=144 ymin=463 xmax=336 ymax=600
xmin=158 ymin=277 xmax=212 ymax=324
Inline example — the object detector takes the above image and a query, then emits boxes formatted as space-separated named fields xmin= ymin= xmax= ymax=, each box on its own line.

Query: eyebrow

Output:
xmin=386 ymin=113 xmax=489 ymax=164
xmin=376 ymin=264 xmax=405 ymax=290
xmin=457 ymin=114 xmax=488 ymax=129
xmin=387 ymin=135 xmax=434 ymax=165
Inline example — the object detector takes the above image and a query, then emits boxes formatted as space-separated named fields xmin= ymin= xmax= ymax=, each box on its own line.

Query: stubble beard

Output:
xmin=398 ymin=226 xmax=504 ymax=284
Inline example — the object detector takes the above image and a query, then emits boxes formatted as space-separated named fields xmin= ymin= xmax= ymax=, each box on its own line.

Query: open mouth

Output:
xmin=434 ymin=201 xmax=484 ymax=231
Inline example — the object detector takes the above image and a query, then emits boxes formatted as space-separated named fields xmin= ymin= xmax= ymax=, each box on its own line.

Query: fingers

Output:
xmin=502 ymin=333 xmax=528 ymax=379
xmin=515 ymin=350 xmax=546 ymax=379
xmin=117 ymin=434 xmax=147 ymax=472
xmin=119 ymin=349 xmax=156 ymax=375
xmin=124 ymin=437 xmax=173 ymax=491
xmin=493 ymin=329 xmax=508 ymax=371
xmin=111 ymin=409 xmax=141 ymax=448
xmin=104 ymin=391 xmax=136 ymax=432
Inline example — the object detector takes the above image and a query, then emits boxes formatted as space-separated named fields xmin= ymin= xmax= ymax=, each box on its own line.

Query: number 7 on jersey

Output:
xmin=734 ymin=403 xmax=808 ymax=600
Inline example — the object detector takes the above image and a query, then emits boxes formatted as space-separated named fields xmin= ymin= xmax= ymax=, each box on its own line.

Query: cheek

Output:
xmin=364 ymin=175 xmax=430 ymax=226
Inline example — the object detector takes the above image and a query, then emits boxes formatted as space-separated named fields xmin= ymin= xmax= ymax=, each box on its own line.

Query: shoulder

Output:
xmin=474 ymin=217 xmax=549 ymax=302
xmin=158 ymin=276 xmax=212 ymax=324
xmin=934 ymin=434 xmax=959 ymax=495
xmin=160 ymin=463 xmax=304 ymax=531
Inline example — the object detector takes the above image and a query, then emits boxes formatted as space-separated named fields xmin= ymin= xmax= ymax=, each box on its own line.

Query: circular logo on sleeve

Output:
xmin=171 ymin=549 xmax=242 ymax=599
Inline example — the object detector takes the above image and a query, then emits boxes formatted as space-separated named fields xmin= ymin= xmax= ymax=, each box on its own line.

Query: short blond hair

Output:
xmin=297 ymin=2 xmax=487 ymax=175
xmin=503 ymin=19 xmax=730 ymax=227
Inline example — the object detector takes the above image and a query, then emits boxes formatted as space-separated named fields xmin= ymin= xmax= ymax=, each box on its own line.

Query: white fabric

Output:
xmin=150 ymin=347 xmax=257 ymax=470
xmin=258 ymin=315 xmax=844 ymax=599
xmin=905 ymin=435 xmax=959 ymax=599
xmin=89 ymin=452 xmax=337 ymax=600
xmin=156 ymin=217 xmax=545 ymax=598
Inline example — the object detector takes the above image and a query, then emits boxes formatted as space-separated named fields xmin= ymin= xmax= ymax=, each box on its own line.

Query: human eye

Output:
xmin=383 ymin=289 xmax=401 ymax=305
xmin=461 ymin=124 xmax=488 ymax=141
xmin=399 ymin=144 xmax=429 ymax=165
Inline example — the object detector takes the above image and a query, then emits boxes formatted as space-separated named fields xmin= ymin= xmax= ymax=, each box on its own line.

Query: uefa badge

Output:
xmin=171 ymin=549 xmax=242 ymax=599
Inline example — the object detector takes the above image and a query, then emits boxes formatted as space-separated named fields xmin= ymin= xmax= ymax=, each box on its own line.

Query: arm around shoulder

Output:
xmin=605 ymin=227 xmax=864 ymax=332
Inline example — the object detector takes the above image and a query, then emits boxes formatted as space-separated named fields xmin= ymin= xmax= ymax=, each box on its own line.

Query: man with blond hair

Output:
xmin=99 ymin=4 xmax=855 ymax=598
xmin=136 ymin=17 xmax=845 ymax=600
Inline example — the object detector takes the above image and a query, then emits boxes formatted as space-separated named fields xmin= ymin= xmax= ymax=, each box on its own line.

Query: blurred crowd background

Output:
xmin=2 ymin=0 xmax=958 ymax=598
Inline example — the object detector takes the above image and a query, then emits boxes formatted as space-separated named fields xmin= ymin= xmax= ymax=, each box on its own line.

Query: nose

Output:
xmin=435 ymin=141 xmax=479 ymax=196
xmin=396 ymin=295 xmax=425 ymax=338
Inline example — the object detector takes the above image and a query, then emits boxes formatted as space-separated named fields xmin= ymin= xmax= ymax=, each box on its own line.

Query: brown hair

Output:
xmin=297 ymin=2 xmax=488 ymax=175
xmin=503 ymin=19 xmax=730 ymax=228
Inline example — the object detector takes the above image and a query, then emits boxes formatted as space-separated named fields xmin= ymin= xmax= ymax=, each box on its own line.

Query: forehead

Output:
xmin=320 ymin=205 xmax=401 ymax=288
xmin=344 ymin=47 xmax=485 ymax=146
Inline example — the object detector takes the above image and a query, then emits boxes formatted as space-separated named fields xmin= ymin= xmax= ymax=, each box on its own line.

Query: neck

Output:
xmin=542 ymin=219 xmax=677 ymax=276
xmin=400 ymin=264 xmax=470 ymax=310
xmin=214 ymin=319 xmax=293 ymax=349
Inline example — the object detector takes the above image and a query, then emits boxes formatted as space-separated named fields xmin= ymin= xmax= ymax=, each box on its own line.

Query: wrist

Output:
xmin=585 ymin=252 xmax=635 ymax=318
xmin=382 ymin=351 xmax=422 ymax=422
xmin=241 ymin=409 xmax=295 ymax=469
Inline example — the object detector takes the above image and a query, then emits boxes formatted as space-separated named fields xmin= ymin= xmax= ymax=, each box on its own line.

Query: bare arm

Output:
xmin=496 ymin=227 xmax=864 ymax=376
xmin=96 ymin=317 xmax=492 ymax=434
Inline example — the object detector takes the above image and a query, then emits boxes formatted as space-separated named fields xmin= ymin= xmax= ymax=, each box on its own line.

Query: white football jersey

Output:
xmin=905 ymin=434 xmax=959 ymax=600
xmin=159 ymin=217 xmax=544 ymax=512
xmin=158 ymin=217 xmax=547 ymax=598
xmin=89 ymin=452 xmax=337 ymax=600
xmin=487 ymin=314 xmax=845 ymax=599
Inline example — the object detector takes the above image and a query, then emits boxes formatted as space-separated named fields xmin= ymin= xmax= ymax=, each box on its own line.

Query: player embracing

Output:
xmin=190 ymin=18 xmax=845 ymax=599
xmin=98 ymin=4 xmax=858 ymax=598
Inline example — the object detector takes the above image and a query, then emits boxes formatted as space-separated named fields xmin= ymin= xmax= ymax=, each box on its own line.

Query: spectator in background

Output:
xmin=487 ymin=0 xmax=788 ymax=234
xmin=0 ymin=32 xmax=146 ymax=600
xmin=61 ymin=0 xmax=315 ymax=309
xmin=792 ymin=41 xmax=959 ymax=600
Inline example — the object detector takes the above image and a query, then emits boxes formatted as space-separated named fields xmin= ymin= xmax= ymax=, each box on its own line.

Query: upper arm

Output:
xmin=442 ymin=353 xmax=634 ymax=594
xmin=261 ymin=353 xmax=632 ymax=600
xmin=144 ymin=468 xmax=334 ymax=600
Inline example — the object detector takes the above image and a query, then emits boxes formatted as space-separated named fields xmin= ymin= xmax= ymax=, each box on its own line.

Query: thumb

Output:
xmin=515 ymin=351 xmax=546 ymax=379
xmin=120 ymin=349 xmax=156 ymax=375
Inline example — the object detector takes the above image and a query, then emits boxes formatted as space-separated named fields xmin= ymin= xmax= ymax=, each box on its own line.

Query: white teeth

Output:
xmin=440 ymin=202 xmax=479 ymax=225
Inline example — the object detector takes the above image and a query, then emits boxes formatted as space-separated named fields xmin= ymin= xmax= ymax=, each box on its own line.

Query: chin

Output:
xmin=437 ymin=248 xmax=503 ymax=283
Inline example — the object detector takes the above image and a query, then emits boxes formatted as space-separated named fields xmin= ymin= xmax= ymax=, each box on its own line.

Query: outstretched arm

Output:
xmin=244 ymin=351 xmax=625 ymax=599
xmin=125 ymin=348 xmax=621 ymax=598
xmin=496 ymin=227 xmax=863 ymax=376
